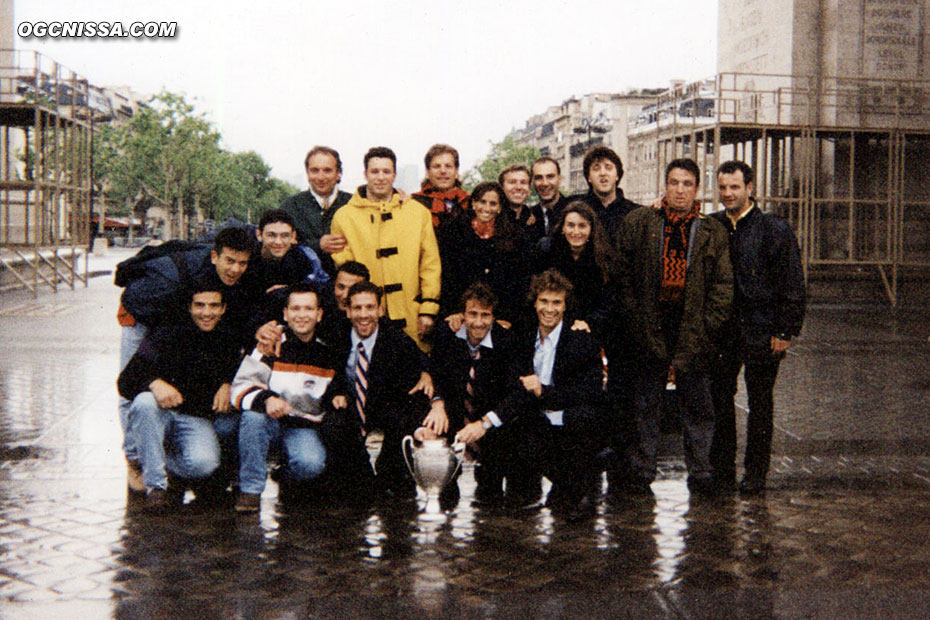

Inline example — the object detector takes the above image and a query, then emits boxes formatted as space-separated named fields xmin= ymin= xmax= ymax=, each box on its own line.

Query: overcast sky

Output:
xmin=13 ymin=0 xmax=718 ymax=190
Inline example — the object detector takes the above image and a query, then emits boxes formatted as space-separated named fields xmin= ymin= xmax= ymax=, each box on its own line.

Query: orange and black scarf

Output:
xmin=659 ymin=200 xmax=701 ymax=303
xmin=415 ymin=182 xmax=470 ymax=228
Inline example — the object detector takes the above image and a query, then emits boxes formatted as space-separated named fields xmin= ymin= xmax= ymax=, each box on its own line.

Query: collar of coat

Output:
xmin=350 ymin=185 xmax=403 ymax=212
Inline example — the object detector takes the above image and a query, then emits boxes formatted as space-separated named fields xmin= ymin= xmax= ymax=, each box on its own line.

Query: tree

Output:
xmin=93 ymin=91 xmax=295 ymax=238
xmin=461 ymin=136 xmax=540 ymax=190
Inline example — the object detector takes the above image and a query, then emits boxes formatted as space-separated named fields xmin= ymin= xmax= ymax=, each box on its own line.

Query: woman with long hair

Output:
xmin=542 ymin=201 xmax=619 ymax=338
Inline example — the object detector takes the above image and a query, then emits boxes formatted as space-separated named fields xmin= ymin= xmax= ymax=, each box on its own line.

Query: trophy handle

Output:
xmin=402 ymin=435 xmax=416 ymax=478
xmin=450 ymin=442 xmax=464 ymax=479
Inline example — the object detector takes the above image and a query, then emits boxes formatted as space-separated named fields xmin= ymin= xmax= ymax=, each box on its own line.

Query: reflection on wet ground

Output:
xmin=1 ymin=252 xmax=930 ymax=618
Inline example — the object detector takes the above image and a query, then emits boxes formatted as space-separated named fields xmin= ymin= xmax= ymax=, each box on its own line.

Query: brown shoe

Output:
xmin=235 ymin=492 xmax=261 ymax=513
xmin=126 ymin=459 xmax=145 ymax=495
xmin=144 ymin=488 xmax=169 ymax=514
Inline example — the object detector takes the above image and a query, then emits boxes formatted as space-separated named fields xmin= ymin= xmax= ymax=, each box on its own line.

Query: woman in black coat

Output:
xmin=541 ymin=201 xmax=619 ymax=341
xmin=438 ymin=181 xmax=528 ymax=325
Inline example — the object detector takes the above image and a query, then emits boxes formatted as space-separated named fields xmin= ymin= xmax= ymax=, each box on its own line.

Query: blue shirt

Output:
xmin=455 ymin=324 xmax=494 ymax=355
xmin=534 ymin=321 xmax=564 ymax=426
xmin=346 ymin=327 xmax=379 ymax=384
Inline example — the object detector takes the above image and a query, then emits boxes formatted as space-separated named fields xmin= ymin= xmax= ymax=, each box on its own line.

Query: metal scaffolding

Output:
xmin=626 ymin=72 xmax=930 ymax=305
xmin=0 ymin=49 xmax=95 ymax=296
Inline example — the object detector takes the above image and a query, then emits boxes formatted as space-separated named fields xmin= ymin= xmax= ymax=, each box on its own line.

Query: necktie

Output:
xmin=321 ymin=195 xmax=331 ymax=210
xmin=354 ymin=342 xmax=369 ymax=430
xmin=464 ymin=348 xmax=480 ymax=420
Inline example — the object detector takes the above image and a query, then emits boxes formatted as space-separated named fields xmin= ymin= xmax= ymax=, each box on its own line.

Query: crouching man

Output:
xmin=473 ymin=270 xmax=607 ymax=520
xmin=230 ymin=282 xmax=347 ymax=513
xmin=118 ymin=284 xmax=242 ymax=514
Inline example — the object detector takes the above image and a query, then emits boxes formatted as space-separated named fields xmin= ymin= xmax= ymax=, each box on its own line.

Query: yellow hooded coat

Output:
xmin=330 ymin=188 xmax=441 ymax=350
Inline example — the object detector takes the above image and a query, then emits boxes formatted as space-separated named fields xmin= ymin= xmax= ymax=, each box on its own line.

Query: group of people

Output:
xmin=114 ymin=142 xmax=806 ymax=522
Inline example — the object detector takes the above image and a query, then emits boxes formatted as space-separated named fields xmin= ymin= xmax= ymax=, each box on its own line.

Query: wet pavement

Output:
xmin=1 ymin=247 xmax=930 ymax=619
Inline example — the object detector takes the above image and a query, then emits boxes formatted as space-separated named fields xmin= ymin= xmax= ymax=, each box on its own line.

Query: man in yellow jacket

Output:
xmin=330 ymin=147 xmax=441 ymax=351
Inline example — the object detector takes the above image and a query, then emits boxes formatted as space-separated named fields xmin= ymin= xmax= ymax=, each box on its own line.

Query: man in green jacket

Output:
xmin=617 ymin=158 xmax=733 ymax=497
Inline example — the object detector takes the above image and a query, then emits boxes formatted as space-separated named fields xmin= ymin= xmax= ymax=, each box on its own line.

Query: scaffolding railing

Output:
xmin=626 ymin=72 xmax=930 ymax=305
xmin=0 ymin=49 xmax=93 ymax=297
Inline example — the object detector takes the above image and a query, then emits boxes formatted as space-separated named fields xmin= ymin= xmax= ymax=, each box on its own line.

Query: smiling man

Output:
xmin=531 ymin=157 xmax=571 ymax=235
xmin=499 ymin=164 xmax=542 ymax=242
xmin=709 ymin=160 xmax=805 ymax=496
xmin=279 ymin=146 xmax=352 ymax=275
xmin=617 ymin=158 xmax=733 ymax=498
xmin=330 ymin=147 xmax=442 ymax=351
xmin=331 ymin=281 xmax=448 ymax=499
xmin=413 ymin=144 xmax=470 ymax=233
xmin=231 ymin=282 xmax=348 ymax=513
xmin=431 ymin=282 xmax=519 ymax=506
xmin=476 ymin=270 xmax=607 ymax=520
xmin=118 ymin=285 xmax=243 ymax=514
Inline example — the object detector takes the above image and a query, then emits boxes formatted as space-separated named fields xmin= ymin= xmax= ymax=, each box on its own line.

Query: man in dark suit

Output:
xmin=432 ymin=282 xmax=518 ymax=506
xmin=336 ymin=281 xmax=448 ymax=498
xmin=279 ymin=146 xmax=352 ymax=276
xmin=473 ymin=270 xmax=607 ymax=520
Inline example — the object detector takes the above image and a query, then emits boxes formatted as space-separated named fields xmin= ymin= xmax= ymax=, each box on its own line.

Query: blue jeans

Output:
xmin=128 ymin=392 xmax=226 ymax=490
xmin=118 ymin=323 xmax=149 ymax=461
xmin=238 ymin=410 xmax=326 ymax=494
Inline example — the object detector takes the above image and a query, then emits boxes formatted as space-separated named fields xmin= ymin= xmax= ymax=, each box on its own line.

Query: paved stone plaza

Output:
xmin=1 ymin=248 xmax=929 ymax=619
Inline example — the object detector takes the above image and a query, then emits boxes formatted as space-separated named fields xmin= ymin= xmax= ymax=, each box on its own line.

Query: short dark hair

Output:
xmin=665 ymin=158 xmax=701 ymax=187
xmin=213 ymin=226 xmax=253 ymax=255
xmin=286 ymin=281 xmax=320 ymax=307
xmin=461 ymin=281 xmax=497 ymax=312
xmin=717 ymin=160 xmax=754 ymax=186
xmin=364 ymin=147 xmax=397 ymax=171
xmin=337 ymin=260 xmax=370 ymax=281
xmin=528 ymin=268 xmax=574 ymax=310
xmin=304 ymin=146 xmax=342 ymax=173
xmin=583 ymin=146 xmax=624 ymax=185
xmin=257 ymin=208 xmax=296 ymax=233
xmin=190 ymin=281 xmax=225 ymax=305
xmin=498 ymin=164 xmax=531 ymax=186
xmin=531 ymin=156 xmax=561 ymax=176
xmin=347 ymin=280 xmax=382 ymax=305
xmin=470 ymin=181 xmax=503 ymax=205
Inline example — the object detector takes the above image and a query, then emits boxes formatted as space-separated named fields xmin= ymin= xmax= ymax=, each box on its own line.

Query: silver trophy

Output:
xmin=402 ymin=436 xmax=463 ymax=520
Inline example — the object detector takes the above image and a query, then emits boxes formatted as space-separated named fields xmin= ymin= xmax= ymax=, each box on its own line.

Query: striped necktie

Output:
xmin=464 ymin=348 xmax=480 ymax=420
xmin=354 ymin=342 xmax=369 ymax=429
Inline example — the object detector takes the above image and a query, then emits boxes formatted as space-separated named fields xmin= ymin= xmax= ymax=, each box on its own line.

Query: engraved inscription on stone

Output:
xmin=863 ymin=0 xmax=921 ymax=76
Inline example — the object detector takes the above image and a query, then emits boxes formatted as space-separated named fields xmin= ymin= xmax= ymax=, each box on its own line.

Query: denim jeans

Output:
xmin=128 ymin=392 xmax=222 ymax=490
xmin=238 ymin=409 xmax=326 ymax=494
xmin=118 ymin=323 xmax=149 ymax=461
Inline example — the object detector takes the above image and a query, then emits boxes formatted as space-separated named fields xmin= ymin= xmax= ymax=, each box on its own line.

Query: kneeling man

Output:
xmin=231 ymin=282 xmax=347 ymax=513
xmin=478 ymin=270 xmax=607 ymax=519
xmin=118 ymin=284 xmax=241 ymax=513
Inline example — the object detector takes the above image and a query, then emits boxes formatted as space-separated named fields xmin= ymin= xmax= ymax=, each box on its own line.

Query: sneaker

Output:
xmin=235 ymin=492 xmax=261 ymax=514
xmin=144 ymin=488 xmax=169 ymax=514
xmin=126 ymin=459 xmax=145 ymax=495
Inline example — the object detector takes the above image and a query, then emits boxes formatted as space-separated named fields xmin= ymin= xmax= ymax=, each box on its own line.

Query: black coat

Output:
xmin=430 ymin=323 xmax=518 ymax=431
xmin=438 ymin=215 xmax=530 ymax=322
xmin=493 ymin=323 xmax=605 ymax=426
xmin=571 ymin=188 xmax=642 ymax=247
xmin=117 ymin=319 xmax=242 ymax=418
xmin=710 ymin=204 xmax=805 ymax=359
xmin=339 ymin=321 xmax=429 ymax=434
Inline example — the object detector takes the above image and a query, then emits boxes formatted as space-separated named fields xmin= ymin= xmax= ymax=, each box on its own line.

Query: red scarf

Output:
xmin=471 ymin=217 xmax=495 ymax=239
xmin=415 ymin=182 xmax=470 ymax=228
xmin=659 ymin=199 xmax=700 ymax=303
